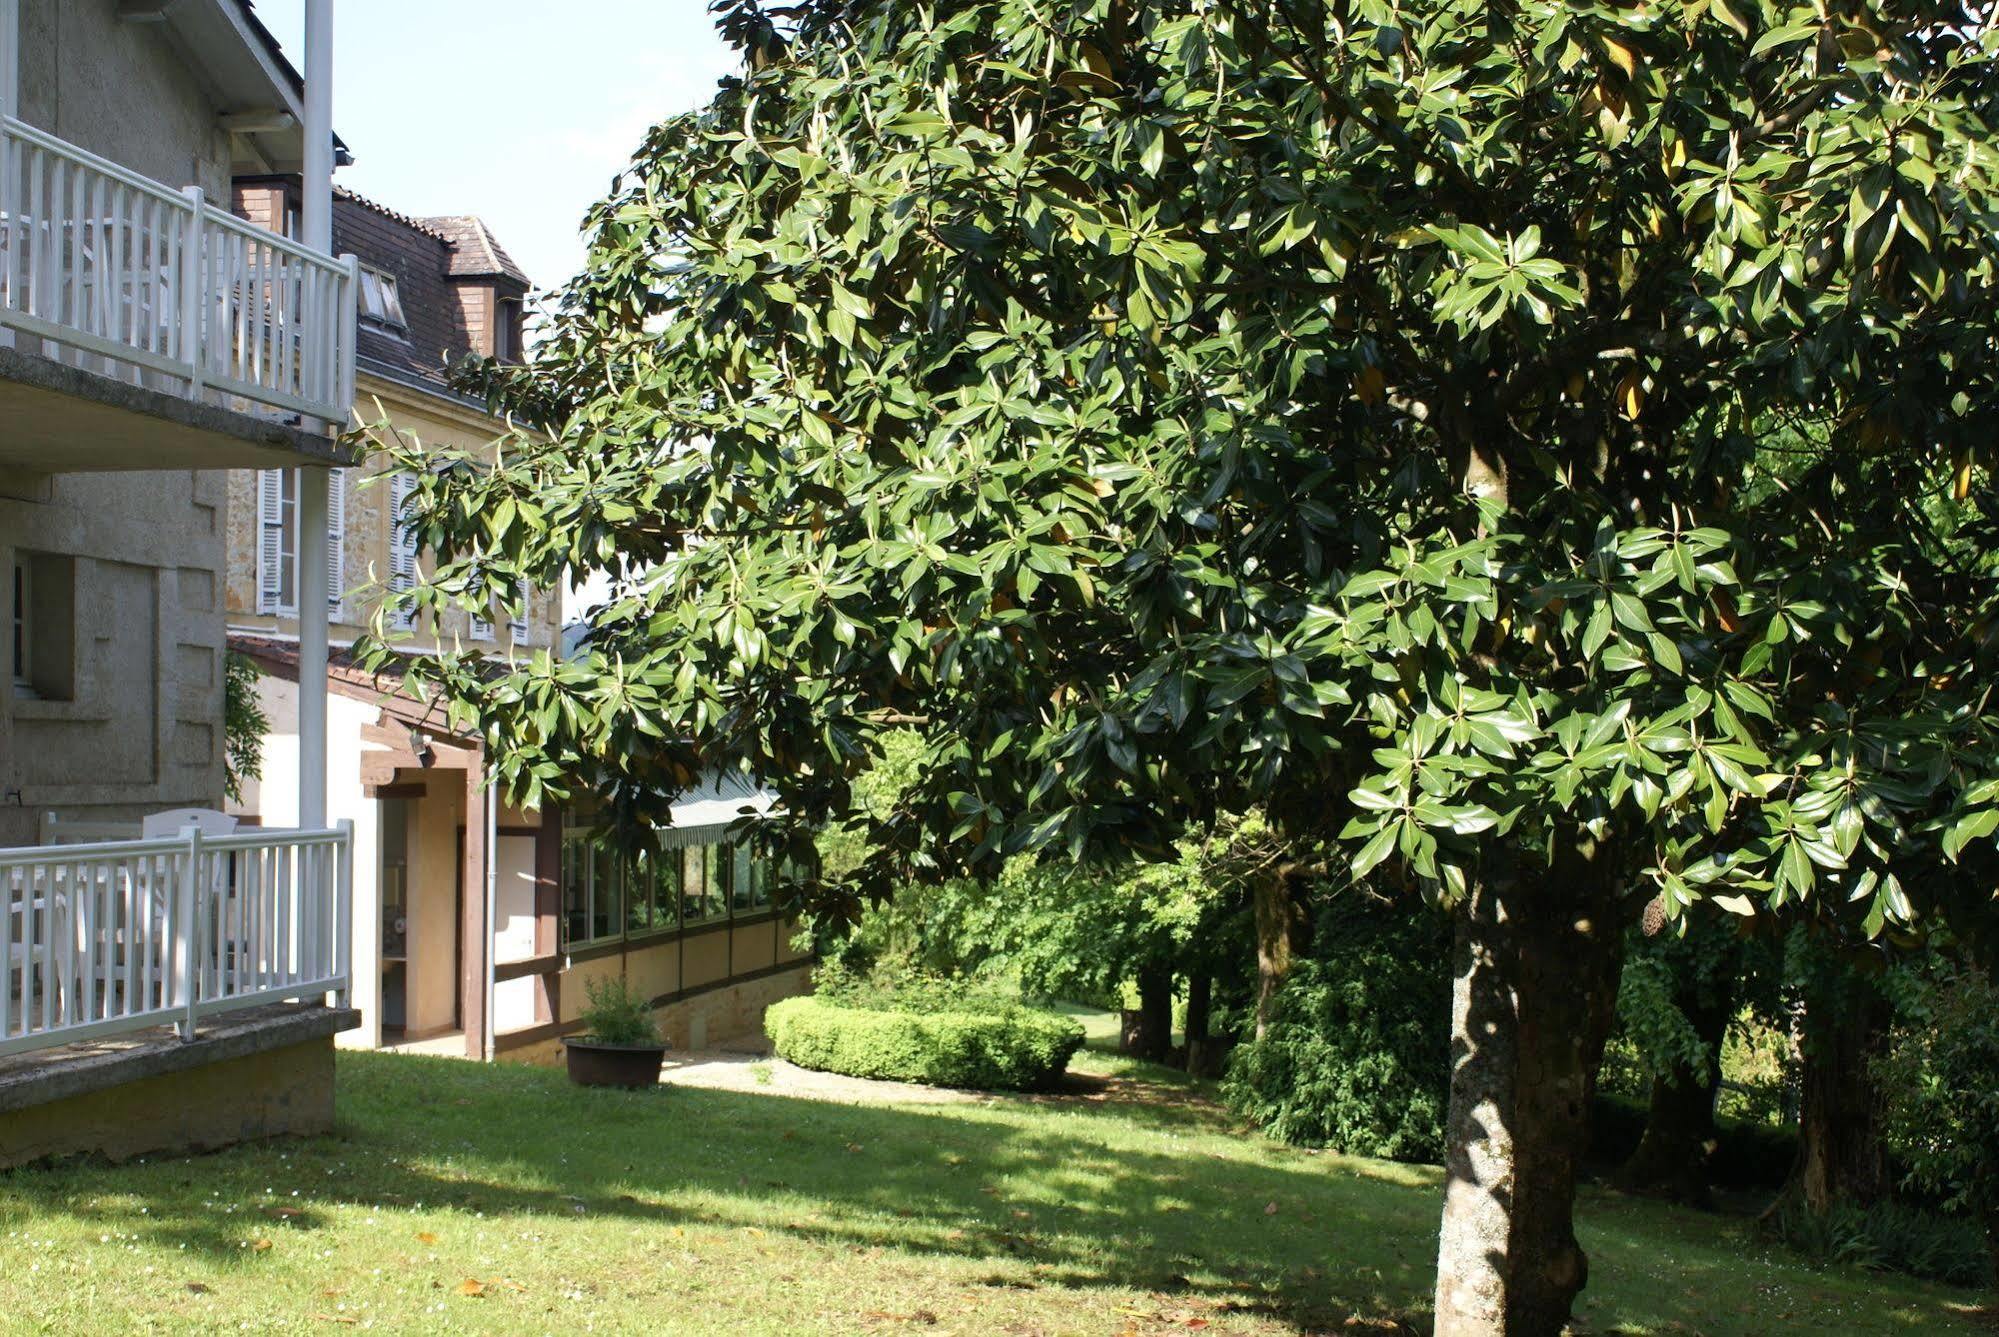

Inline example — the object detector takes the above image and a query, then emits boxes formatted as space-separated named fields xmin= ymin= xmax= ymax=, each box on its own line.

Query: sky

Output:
xmin=253 ymin=1 xmax=738 ymax=295
xmin=254 ymin=2 xmax=739 ymax=617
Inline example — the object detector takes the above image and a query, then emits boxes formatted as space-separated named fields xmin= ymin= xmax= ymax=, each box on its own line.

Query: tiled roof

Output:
xmin=422 ymin=215 xmax=532 ymax=287
xmin=335 ymin=186 xmax=451 ymax=243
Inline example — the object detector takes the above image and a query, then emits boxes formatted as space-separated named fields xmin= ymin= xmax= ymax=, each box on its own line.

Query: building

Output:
xmin=1 ymin=0 xmax=357 ymax=1166
xmin=219 ymin=188 xmax=810 ymax=1060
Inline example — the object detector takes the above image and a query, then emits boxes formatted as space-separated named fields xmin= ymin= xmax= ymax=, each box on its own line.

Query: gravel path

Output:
xmin=659 ymin=1048 xmax=988 ymax=1105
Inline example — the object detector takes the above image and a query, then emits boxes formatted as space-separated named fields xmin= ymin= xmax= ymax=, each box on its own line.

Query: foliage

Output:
xmin=1590 ymin=1092 xmax=1795 ymax=1193
xmin=361 ymin=2 xmax=1999 ymax=1322
xmin=576 ymin=975 xmax=662 ymax=1047
xmin=1878 ymin=956 xmax=1999 ymax=1252
xmin=370 ymin=0 xmax=1999 ymax=939
xmin=222 ymin=651 xmax=266 ymax=806
xmin=766 ymin=994 xmax=1084 ymax=1090
xmin=1764 ymin=1197 xmax=1992 ymax=1289
xmin=810 ymin=953 xmax=1018 ymax=1015
xmin=1222 ymin=895 xmax=1451 ymax=1162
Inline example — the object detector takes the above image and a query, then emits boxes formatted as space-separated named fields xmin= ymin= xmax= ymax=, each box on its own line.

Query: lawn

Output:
xmin=0 ymin=1032 xmax=1988 ymax=1334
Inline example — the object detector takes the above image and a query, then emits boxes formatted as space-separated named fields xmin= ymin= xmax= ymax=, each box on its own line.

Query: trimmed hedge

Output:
xmin=765 ymin=995 xmax=1085 ymax=1091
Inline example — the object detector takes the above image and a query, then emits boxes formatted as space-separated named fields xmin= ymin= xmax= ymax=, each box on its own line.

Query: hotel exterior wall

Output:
xmin=14 ymin=0 xmax=235 ymax=204
xmin=499 ymin=959 xmax=814 ymax=1067
xmin=222 ymin=372 xmax=561 ymax=650
xmin=0 ymin=470 xmax=229 ymax=846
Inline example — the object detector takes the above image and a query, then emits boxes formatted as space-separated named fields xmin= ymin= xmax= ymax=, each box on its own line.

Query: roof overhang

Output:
xmin=140 ymin=0 xmax=351 ymax=174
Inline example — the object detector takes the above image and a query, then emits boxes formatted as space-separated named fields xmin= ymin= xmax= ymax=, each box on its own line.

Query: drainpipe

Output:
xmin=297 ymin=0 xmax=334 ymax=830
xmin=483 ymin=760 xmax=497 ymax=1061
xmin=1 ymin=0 xmax=18 ymax=121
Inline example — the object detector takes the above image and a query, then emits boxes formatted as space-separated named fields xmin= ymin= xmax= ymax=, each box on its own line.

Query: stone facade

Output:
xmin=1 ymin=3 xmax=257 ymax=844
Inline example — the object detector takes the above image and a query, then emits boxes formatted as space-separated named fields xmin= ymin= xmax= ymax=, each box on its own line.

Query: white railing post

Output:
xmin=337 ymin=253 xmax=359 ymax=416
xmin=175 ymin=825 xmax=201 ymax=1042
xmin=334 ymin=819 xmax=353 ymax=1009
xmin=179 ymin=185 xmax=205 ymax=400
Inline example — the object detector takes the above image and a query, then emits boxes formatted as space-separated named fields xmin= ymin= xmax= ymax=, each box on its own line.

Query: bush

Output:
xmin=766 ymin=995 xmax=1084 ymax=1091
xmin=1221 ymin=899 xmax=1450 ymax=1163
xmin=578 ymin=976 xmax=661 ymax=1046
xmin=1764 ymin=1197 xmax=1991 ymax=1288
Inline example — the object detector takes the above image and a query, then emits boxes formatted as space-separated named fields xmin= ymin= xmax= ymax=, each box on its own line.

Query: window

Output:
xmin=682 ymin=844 xmax=727 ymax=924
xmin=495 ymin=297 xmax=522 ymax=361
xmin=388 ymin=471 xmax=419 ymax=632
xmin=650 ymin=850 xmax=681 ymax=932
xmin=508 ymin=582 xmax=529 ymax=642
xmin=358 ymin=265 xmax=406 ymax=329
xmin=9 ymin=553 xmax=74 ymax=701
xmin=625 ymin=851 xmax=653 ymax=934
xmin=10 ymin=560 xmax=28 ymax=696
xmin=590 ymin=840 xmax=620 ymax=941
xmin=256 ymin=469 xmax=345 ymax=617
xmin=731 ymin=844 xmax=756 ymax=914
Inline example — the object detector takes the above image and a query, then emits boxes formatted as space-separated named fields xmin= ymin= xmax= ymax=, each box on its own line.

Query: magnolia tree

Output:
xmin=369 ymin=2 xmax=1999 ymax=1332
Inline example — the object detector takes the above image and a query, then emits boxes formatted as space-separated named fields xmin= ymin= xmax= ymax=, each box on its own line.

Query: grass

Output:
xmin=0 ymin=1027 xmax=1988 ymax=1335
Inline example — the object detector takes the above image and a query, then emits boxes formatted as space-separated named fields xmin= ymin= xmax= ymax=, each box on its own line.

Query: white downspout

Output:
xmin=0 ymin=0 xmax=18 ymax=122
xmin=297 ymin=0 xmax=334 ymax=830
xmin=483 ymin=761 xmax=497 ymax=1061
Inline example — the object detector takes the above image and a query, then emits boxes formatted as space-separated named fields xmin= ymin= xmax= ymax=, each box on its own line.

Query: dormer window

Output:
xmin=358 ymin=264 xmax=406 ymax=330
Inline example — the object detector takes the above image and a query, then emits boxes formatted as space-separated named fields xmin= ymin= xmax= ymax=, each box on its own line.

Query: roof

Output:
xmin=422 ymin=215 xmax=533 ymax=287
xmin=322 ymin=192 xmax=532 ymax=394
xmin=335 ymin=187 xmax=451 ymax=243
xmin=227 ymin=0 xmax=354 ymax=167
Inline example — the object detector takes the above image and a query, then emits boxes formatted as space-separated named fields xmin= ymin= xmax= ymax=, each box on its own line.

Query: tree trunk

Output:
xmin=1434 ymin=874 xmax=1624 ymax=1337
xmin=1127 ymin=963 xmax=1173 ymax=1064
xmin=1616 ymin=967 xmax=1734 ymax=1207
xmin=1253 ymin=866 xmax=1310 ymax=1040
xmin=1788 ymin=983 xmax=1890 ymax=1213
xmin=1184 ymin=972 xmax=1222 ymax=1076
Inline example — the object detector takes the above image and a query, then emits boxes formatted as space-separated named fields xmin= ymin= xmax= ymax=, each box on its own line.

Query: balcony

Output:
xmin=0 ymin=115 xmax=358 ymax=475
xmin=0 ymin=823 xmax=353 ymax=1059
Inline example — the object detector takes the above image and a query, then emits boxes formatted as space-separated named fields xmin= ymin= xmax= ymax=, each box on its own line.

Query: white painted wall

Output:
xmin=229 ymin=674 xmax=386 ymax=1049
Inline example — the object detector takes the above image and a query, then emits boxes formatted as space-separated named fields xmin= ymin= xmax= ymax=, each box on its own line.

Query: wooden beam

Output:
xmin=461 ymin=760 xmax=489 ymax=1060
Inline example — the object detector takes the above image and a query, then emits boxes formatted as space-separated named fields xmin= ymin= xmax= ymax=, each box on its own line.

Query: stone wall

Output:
xmin=0 ymin=1006 xmax=355 ymax=1170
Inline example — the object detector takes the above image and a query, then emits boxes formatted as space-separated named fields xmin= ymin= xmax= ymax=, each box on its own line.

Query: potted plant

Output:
xmin=564 ymin=977 xmax=668 ymax=1088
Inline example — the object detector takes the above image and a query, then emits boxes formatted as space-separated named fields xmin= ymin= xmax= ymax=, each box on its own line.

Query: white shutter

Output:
xmin=256 ymin=469 xmax=285 ymax=613
xmin=325 ymin=468 xmax=346 ymax=614
xmin=469 ymin=607 xmax=493 ymax=641
xmin=389 ymin=471 xmax=417 ymax=632
xmin=508 ymin=580 xmax=528 ymax=641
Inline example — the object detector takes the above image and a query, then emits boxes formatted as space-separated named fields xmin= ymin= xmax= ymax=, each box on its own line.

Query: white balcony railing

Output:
xmin=0 ymin=823 xmax=353 ymax=1059
xmin=0 ymin=114 xmax=357 ymax=425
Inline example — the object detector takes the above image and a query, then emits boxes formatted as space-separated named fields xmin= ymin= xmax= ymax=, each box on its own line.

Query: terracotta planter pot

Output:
xmin=564 ymin=1038 xmax=668 ymax=1089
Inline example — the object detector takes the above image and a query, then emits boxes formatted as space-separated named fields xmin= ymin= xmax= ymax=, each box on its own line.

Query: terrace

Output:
xmin=0 ymin=112 xmax=358 ymax=474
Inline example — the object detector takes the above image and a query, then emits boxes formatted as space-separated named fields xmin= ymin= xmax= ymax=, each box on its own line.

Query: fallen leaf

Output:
xmin=251 ymin=1238 xmax=273 ymax=1253
xmin=845 ymin=1142 xmax=864 ymax=1153
xmin=1263 ymin=1202 xmax=1279 ymax=1216
xmin=314 ymin=1317 xmax=358 ymax=1326
xmin=184 ymin=1283 xmax=211 ymax=1295
xmin=1186 ymin=1323 xmax=1210 ymax=1331
xmin=415 ymin=1231 xmax=438 ymax=1246
xmin=266 ymin=1207 xmax=304 ymax=1220
xmin=457 ymin=1278 xmax=487 ymax=1298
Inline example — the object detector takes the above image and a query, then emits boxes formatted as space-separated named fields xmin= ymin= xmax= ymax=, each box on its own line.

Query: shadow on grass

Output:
xmin=0 ymin=1050 xmax=1437 ymax=1332
xmin=0 ymin=1051 xmax=1989 ymax=1336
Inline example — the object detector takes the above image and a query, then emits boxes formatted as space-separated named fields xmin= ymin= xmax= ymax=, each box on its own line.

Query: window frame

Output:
xmin=358 ymin=264 xmax=407 ymax=331
xmin=11 ymin=558 xmax=30 ymax=696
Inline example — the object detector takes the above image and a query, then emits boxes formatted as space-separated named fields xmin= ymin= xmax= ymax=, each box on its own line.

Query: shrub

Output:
xmin=578 ymin=976 xmax=661 ymax=1046
xmin=1221 ymin=899 xmax=1451 ymax=1163
xmin=765 ymin=995 xmax=1084 ymax=1091
xmin=1764 ymin=1197 xmax=1991 ymax=1289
